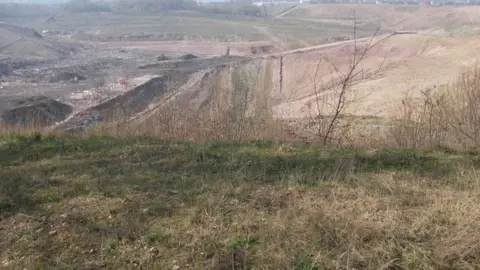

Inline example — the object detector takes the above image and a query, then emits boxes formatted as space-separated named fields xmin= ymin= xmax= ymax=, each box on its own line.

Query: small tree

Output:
xmin=308 ymin=11 xmax=393 ymax=145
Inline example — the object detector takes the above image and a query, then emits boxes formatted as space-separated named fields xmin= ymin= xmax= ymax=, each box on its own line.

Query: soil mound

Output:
xmin=0 ymin=23 xmax=78 ymax=61
xmin=2 ymin=96 xmax=73 ymax=127
xmin=249 ymin=45 xmax=277 ymax=55
xmin=179 ymin=53 xmax=198 ymax=60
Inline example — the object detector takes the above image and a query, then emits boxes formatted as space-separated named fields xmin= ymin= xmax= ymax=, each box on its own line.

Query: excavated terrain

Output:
xmin=3 ymin=5 xmax=480 ymax=141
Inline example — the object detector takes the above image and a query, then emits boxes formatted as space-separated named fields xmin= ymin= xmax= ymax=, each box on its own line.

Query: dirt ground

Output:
xmin=271 ymin=31 xmax=478 ymax=119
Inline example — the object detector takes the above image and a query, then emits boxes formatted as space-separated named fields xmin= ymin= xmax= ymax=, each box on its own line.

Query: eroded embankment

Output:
xmin=56 ymin=56 xmax=282 ymax=133
xmin=55 ymin=71 xmax=191 ymax=132
xmin=129 ymin=57 xmax=280 ymax=128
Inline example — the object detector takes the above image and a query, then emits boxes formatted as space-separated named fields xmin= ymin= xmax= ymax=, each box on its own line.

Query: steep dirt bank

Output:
xmin=130 ymin=57 xmax=279 ymax=128
xmin=55 ymin=71 xmax=191 ymax=132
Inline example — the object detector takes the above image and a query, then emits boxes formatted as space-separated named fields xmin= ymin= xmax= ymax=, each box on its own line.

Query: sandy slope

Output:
xmin=270 ymin=32 xmax=480 ymax=119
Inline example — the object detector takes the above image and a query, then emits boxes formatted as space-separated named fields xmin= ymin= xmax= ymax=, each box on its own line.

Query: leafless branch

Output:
xmin=307 ymin=11 xmax=393 ymax=146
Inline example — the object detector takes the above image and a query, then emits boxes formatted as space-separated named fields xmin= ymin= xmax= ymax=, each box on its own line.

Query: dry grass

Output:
xmin=2 ymin=135 xmax=480 ymax=269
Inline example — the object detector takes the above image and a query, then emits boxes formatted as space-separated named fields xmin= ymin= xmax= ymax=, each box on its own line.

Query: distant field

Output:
xmin=6 ymin=4 xmax=480 ymax=47
xmin=9 ymin=12 xmax=268 ymax=42
xmin=4 ymin=9 xmax=383 ymax=47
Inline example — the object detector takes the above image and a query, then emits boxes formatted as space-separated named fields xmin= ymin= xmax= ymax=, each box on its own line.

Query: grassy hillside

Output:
xmin=1 ymin=134 xmax=480 ymax=269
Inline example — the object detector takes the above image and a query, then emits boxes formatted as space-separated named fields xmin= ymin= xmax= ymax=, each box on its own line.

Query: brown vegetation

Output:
xmin=388 ymin=62 xmax=480 ymax=150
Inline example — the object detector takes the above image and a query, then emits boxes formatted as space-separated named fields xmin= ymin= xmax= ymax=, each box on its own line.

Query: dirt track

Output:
xmin=275 ymin=4 xmax=298 ymax=18
xmin=269 ymin=35 xmax=381 ymax=57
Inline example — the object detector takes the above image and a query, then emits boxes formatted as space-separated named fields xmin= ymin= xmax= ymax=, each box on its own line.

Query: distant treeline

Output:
xmin=196 ymin=3 xmax=266 ymax=17
xmin=62 ymin=0 xmax=265 ymax=16
xmin=64 ymin=0 xmax=111 ymax=13
xmin=0 ymin=0 xmax=265 ymax=16
xmin=0 ymin=3 xmax=55 ymax=18
xmin=113 ymin=0 xmax=198 ymax=12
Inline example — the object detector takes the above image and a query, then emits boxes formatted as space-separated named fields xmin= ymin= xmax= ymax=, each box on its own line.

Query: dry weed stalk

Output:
xmin=106 ymin=64 xmax=282 ymax=142
xmin=447 ymin=63 xmax=480 ymax=148
xmin=388 ymin=87 xmax=449 ymax=149
xmin=0 ymin=121 xmax=50 ymax=137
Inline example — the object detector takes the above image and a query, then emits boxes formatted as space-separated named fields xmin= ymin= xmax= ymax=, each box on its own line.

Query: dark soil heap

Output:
xmin=48 ymin=71 xmax=87 ymax=83
xmin=2 ymin=96 xmax=73 ymax=127
xmin=249 ymin=45 xmax=276 ymax=55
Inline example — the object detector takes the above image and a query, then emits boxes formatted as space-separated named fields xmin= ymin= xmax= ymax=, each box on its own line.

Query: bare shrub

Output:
xmin=387 ymin=87 xmax=449 ymax=149
xmin=307 ymin=12 xmax=392 ymax=146
xmin=386 ymin=62 xmax=480 ymax=150
xmin=115 ymin=97 xmax=283 ymax=143
xmin=446 ymin=64 xmax=480 ymax=148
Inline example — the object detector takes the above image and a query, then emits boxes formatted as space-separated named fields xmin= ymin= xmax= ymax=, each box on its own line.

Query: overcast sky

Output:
xmin=0 ymin=0 xmax=68 ymax=3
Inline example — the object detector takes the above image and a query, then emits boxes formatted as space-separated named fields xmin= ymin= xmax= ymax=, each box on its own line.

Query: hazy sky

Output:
xmin=0 ymin=0 xmax=69 ymax=3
